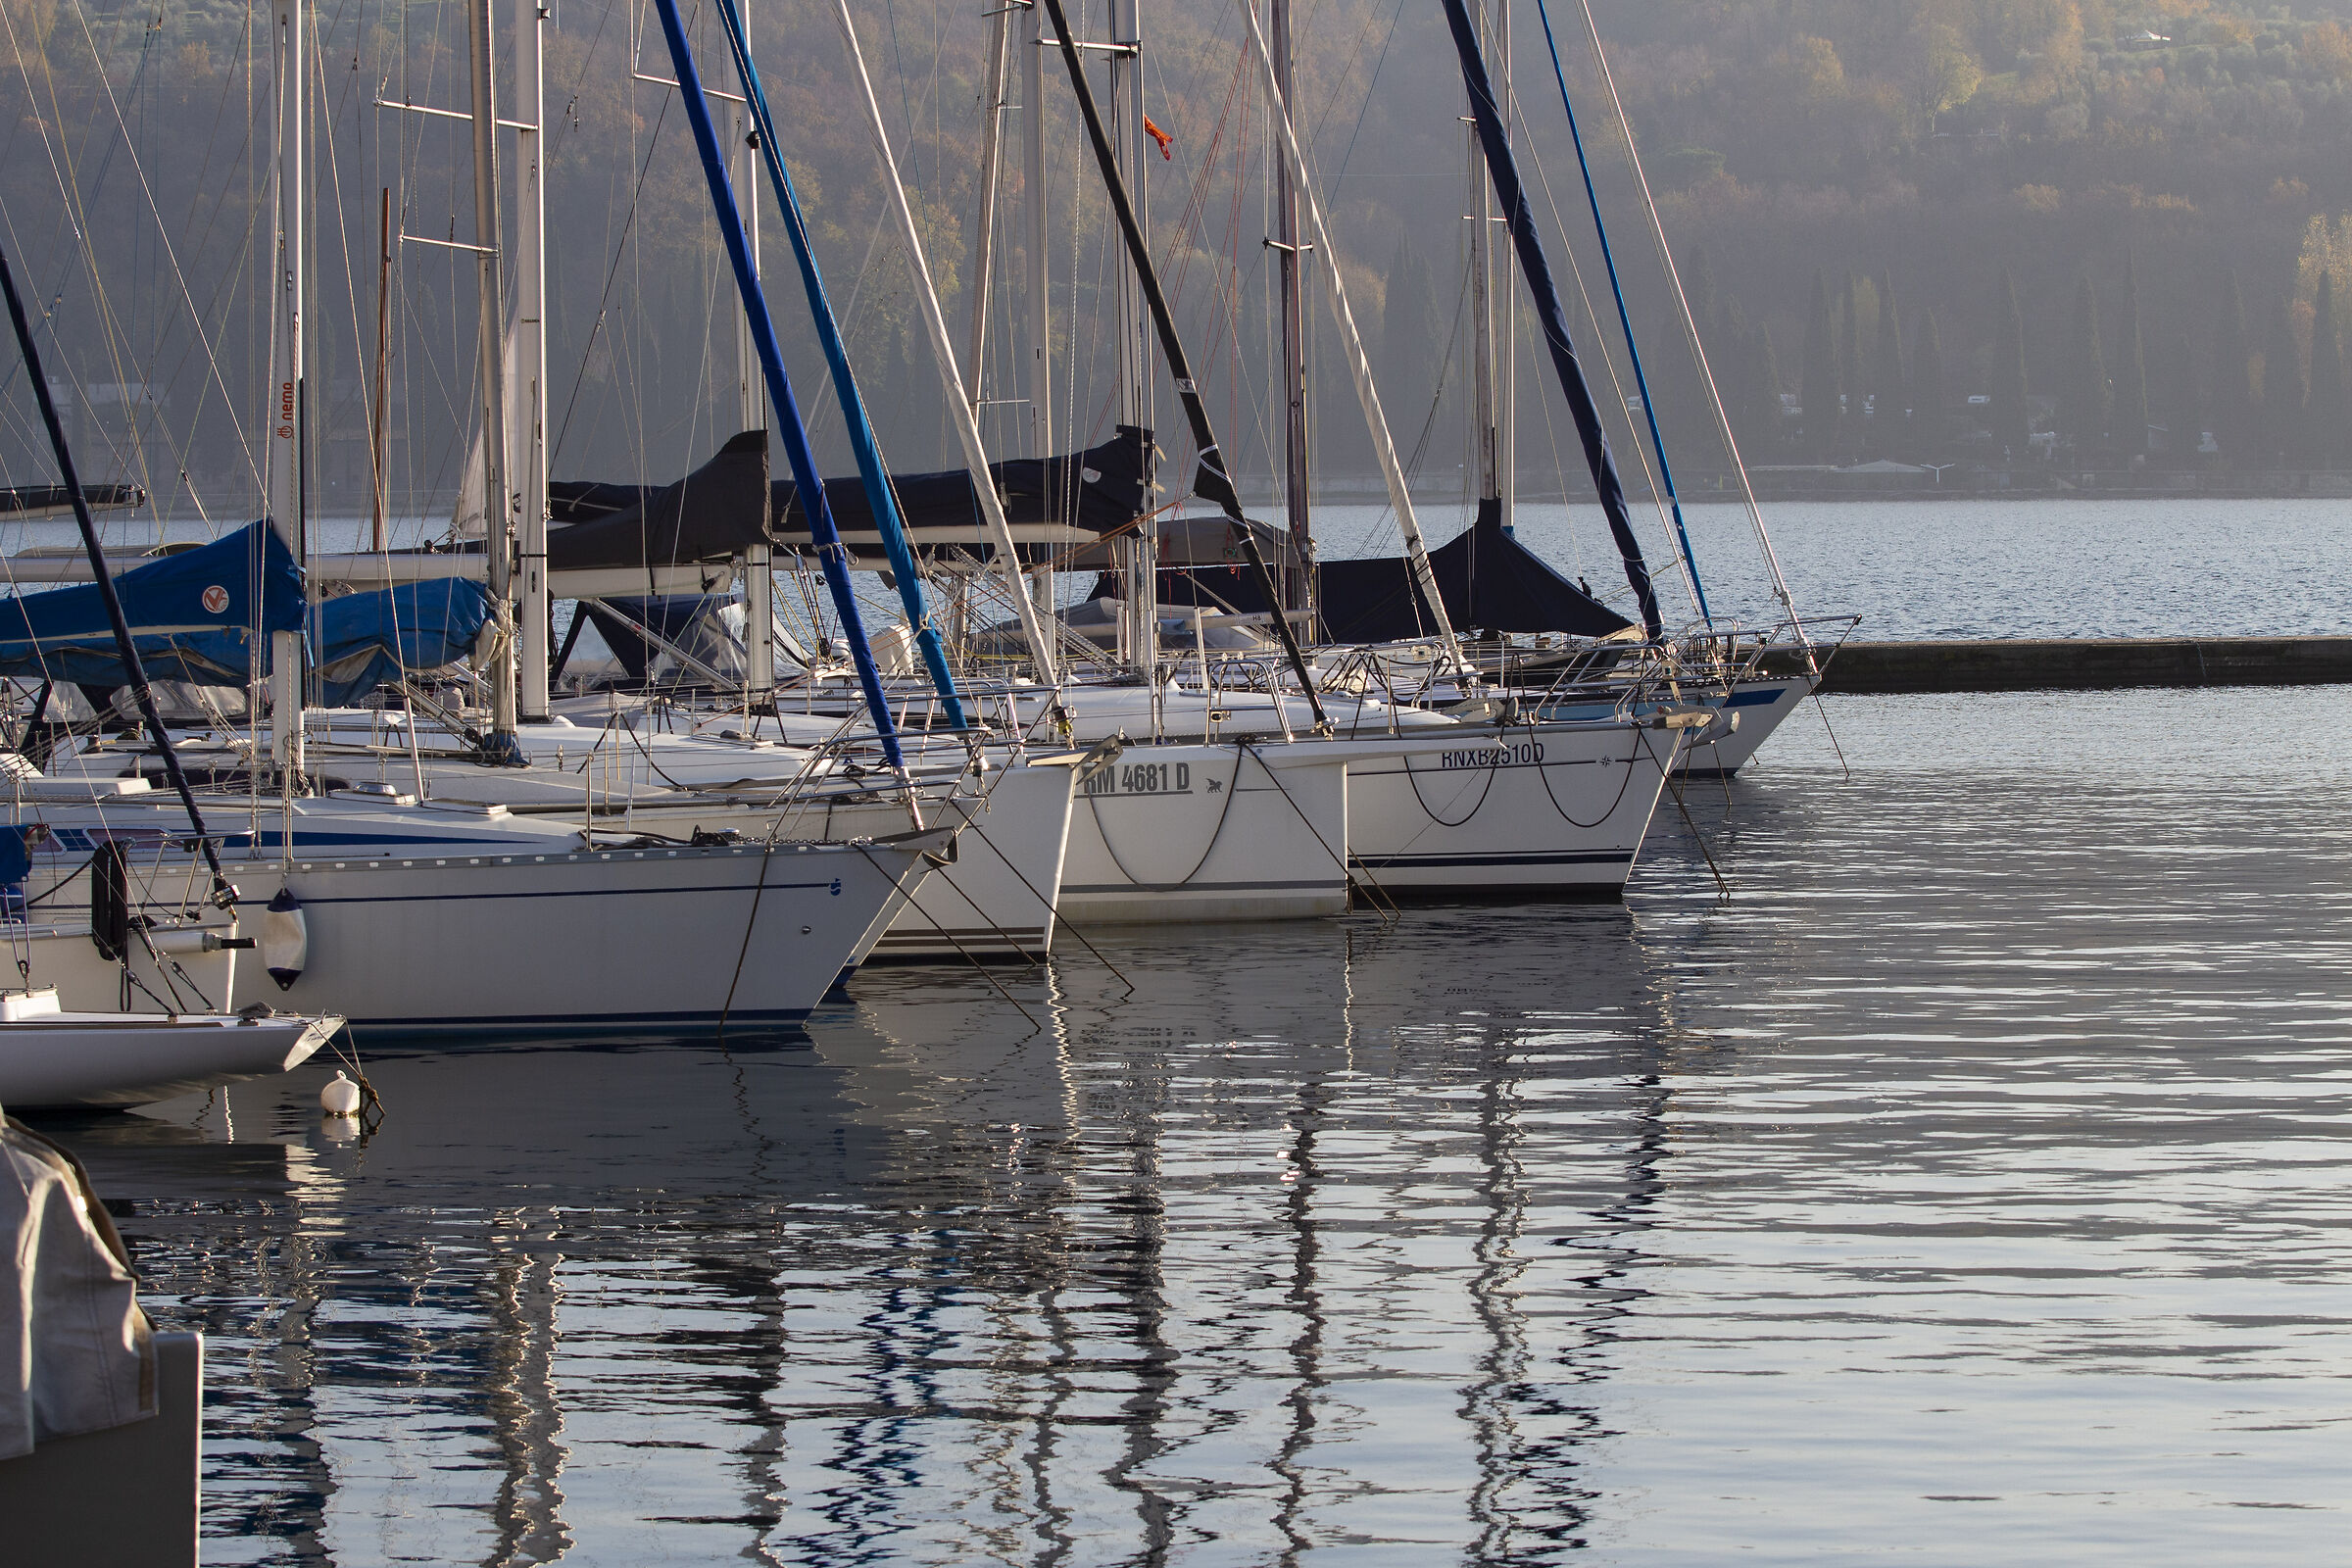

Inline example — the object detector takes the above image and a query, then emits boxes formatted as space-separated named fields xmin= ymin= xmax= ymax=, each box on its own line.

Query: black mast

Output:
xmin=1439 ymin=0 xmax=1663 ymax=637
xmin=0 ymin=250 xmax=234 ymax=905
xmin=1036 ymin=0 xmax=1330 ymax=729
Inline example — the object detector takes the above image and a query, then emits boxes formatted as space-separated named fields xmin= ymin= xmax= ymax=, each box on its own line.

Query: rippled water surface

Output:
xmin=30 ymin=686 xmax=2352 ymax=1564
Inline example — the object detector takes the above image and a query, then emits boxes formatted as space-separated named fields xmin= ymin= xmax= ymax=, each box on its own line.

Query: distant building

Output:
xmin=2121 ymin=29 xmax=2171 ymax=51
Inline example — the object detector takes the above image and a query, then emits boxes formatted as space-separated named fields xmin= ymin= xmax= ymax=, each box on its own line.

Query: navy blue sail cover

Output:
xmin=0 ymin=520 xmax=301 ymax=685
xmin=1142 ymin=502 xmax=1636 ymax=642
xmin=313 ymin=578 xmax=493 ymax=706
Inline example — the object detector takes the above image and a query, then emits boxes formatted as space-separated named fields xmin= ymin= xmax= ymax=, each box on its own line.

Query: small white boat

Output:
xmin=0 ymin=989 xmax=342 ymax=1110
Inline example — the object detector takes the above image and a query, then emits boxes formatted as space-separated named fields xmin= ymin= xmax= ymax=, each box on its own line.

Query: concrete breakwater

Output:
xmin=1757 ymin=635 xmax=2352 ymax=694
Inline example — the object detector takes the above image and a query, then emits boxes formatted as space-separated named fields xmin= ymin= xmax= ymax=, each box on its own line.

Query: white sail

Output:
xmin=450 ymin=318 xmax=524 ymax=541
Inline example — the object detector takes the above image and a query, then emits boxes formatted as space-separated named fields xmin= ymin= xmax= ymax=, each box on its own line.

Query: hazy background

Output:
xmin=6 ymin=0 xmax=2352 ymax=532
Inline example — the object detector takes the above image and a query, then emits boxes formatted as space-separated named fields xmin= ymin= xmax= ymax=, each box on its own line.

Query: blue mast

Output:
xmin=708 ymin=0 xmax=966 ymax=730
xmin=648 ymin=0 xmax=906 ymax=768
xmin=1532 ymin=0 xmax=1710 ymax=627
xmin=1438 ymin=0 xmax=1663 ymax=638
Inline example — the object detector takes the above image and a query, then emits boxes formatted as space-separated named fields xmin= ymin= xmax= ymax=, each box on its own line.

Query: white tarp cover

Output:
xmin=0 ymin=1114 xmax=152 ymax=1458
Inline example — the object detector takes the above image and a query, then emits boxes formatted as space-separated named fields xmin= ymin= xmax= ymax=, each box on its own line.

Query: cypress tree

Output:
xmin=2112 ymin=257 xmax=2150 ymax=457
xmin=2064 ymin=276 xmax=2108 ymax=452
xmin=1840 ymin=271 xmax=1863 ymax=452
xmin=2213 ymin=270 xmax=2255 ymax=460
xmin=1872 ymin=271 xmax=1905 ymax=443
xmin=1801 ymin=270 xmax=1838 ymax=459
xmin=1913 ymin=307 xmax=1945 ymax=427
xmin=1685 ymin=250 xmax=1717 ymax=345
xmin=1751 ymin=323 xmax=1786 ymax=452
xmin=2262 ymin=301 xmax=2306 ymax=462
xmin=1382 ymin=238 xmax=1440 ymax=424
xmin=1990 ymin=270 xmax=2030 ymax=456
xmin=2164 ymin=327 xmax=2202 ymax=459
xmin=2310 ymin=271 xmax=2344 ymax=466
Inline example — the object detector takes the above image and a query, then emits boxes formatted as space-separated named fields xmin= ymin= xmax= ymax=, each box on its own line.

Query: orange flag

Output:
xmin=1144 ymin=116 xmax=1174 ymax=160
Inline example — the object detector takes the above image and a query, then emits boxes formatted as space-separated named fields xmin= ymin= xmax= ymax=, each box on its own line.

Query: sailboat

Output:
xmin=0 ymin=0 xmax=960 ymax=1033
xmin=0 ymin=248 xmax=345 ymax=1105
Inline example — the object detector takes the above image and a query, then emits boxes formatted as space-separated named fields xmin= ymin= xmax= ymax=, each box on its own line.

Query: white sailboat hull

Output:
xmin=853 ymin=759 xmax=1075 ymax=961
xmin=1058 ymin=741 xmax=1352 ymax=924
xmin=1532 ymin=674 xmax=1815 ymax=777
xmin=0 ymin=1010 xmax=341 ymax=1109
xmin=218 ymin=840 xmax=931 ymax=1037
xmin=1342 ymin=719 xmax=1685 ymax=896
xmin=1676 ymin=675 xmax=1814 ymax=776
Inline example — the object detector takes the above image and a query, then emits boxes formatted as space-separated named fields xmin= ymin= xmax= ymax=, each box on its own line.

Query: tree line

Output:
xmin=1665 ymin=252 xmax=2352 ymax=470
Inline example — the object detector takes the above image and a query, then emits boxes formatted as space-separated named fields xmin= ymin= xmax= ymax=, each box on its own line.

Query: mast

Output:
xmin=1467 ymin=22 xmax=1497 ymax=508
xmin=1036 ymin=0 xmax=1329 ymax=728
xmin=1233 ymin=0 xmax=1466 ymax=672
xmin=265 ymin=0 xmax=304 ymax=777
xmin=967 ymin=3 xmax=1013 ymax=407
xmin=710 ymin=0 xmax=971 ymax=726
xmin=649 ymin=0 xmax=910 ymax=769
xmin=514 ymin=0 xmax=553 ymax=720
xmin=1022 ymin=0 xmax=1052 ymax=468
xmin=1268 ymin=0 xmax=1310 ymax=616
xmin=1107 ymin=0 xmax=1153 ymax=671
xmin=1439 ymin=0 xmax=1661 ymax=637
xmin=466 ymin=0 xmax=521 ymax=756
xmin=727 ymin=0 xmax=775 ymax=707
xmin=808 ymin=0 xmax=1059 ymax=682
xmin=1496 ymin=0 xmax=1515 ymax=530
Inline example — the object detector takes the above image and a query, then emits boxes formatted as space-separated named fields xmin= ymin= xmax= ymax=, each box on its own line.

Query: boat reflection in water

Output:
xmin=51 ymin=887 xmax=1681 ymax=1564
xmin=42 ymin=686 xmax=2352 ymax=1562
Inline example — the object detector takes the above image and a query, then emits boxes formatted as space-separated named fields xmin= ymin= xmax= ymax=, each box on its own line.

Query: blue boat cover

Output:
xmin=313 ymin=578 xmax=493 ymax=706
xmin=0 ymin=521 xmax=301 ymax=686
xmin=0 ymin=522 xmax=490 ymax=703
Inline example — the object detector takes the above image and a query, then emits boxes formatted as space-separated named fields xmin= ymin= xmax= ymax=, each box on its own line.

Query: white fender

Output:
xmin=262 ymin=888 xmax=308 ymax=991
xmin=319 ymin=1070 xmax=362 ymax=1118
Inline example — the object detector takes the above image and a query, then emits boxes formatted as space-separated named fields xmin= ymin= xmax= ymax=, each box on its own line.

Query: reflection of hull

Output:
xmin=0 ymin=1006 xmax=340 ymax=1109
xmin=1343 ymin=720 xmax=1683 ymax=896
xmin=1058 ymin=741 xmax=1351 ymax=923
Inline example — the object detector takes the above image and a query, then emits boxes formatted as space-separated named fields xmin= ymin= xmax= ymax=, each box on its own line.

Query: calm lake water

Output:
xmin=30 ymin=681 xmax=2352 ymax=1564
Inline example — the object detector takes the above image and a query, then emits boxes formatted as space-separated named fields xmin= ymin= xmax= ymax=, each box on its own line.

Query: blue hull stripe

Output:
xmin=1350 ymin=850 xmax=1633 ymax=869
xmin=288 ymin=879 xmax=840 ymax=906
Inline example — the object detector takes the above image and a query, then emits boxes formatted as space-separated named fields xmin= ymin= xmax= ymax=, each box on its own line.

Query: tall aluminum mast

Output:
xmin=1269 ymin=0 xmax=1311 ymax=614
xmin=265 ymin=0 xmax=306 ymax=776
xmin=514 ymin=0 xmax=552 ymax=720
xmin=466 ymin=0 xmax=520 ymax=755
xmin=729 ymin=0 xmax=775 ymax=704
xmin=1234 ymin=0 xmax=1466 ymax=672
xmin=966 ymin=4 xmax=1014 ymax=407
xmin=1107 ymin=0 xmax=1154 ymax=670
